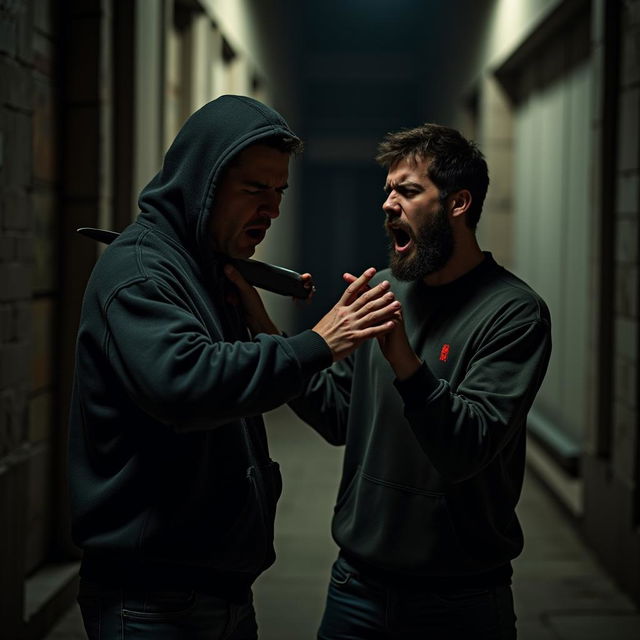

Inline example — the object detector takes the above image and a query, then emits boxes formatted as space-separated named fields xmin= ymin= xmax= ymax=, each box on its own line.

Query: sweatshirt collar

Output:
xmin=418 ymin=252 xmax=497 ymax=299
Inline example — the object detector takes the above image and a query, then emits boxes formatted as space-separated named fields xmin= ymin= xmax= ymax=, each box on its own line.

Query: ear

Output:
xmin=448 ymin=189 xmax=472 ymax=218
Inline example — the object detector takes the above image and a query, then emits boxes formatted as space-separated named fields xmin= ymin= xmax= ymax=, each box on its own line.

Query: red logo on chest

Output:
xmin=439 ymin=344 xmax=450 ymax=362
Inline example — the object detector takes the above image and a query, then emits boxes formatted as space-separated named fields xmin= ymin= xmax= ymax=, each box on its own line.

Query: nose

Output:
xmin=383 ymin=191 xmax=400 ymax=217
xmin=261 ymin=191 xmax=282 ymax=219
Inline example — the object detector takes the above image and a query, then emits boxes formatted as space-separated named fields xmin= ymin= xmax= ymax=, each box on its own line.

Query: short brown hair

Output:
xmin=376 ymin=123 xmax=489 ymax=229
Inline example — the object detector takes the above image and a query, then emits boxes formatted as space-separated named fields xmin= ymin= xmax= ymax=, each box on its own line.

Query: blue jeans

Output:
xmin=77 ymin=579 xmax=258 ymax=639
xmin=318 ymin=555 xmax=517 ymax=640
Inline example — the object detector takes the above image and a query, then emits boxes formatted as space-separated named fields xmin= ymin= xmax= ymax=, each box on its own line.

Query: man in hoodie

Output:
xmin=68 ymin=95 xmax=400 ymax=640
xmin=230 ymin=123 xmax=552 ymax=639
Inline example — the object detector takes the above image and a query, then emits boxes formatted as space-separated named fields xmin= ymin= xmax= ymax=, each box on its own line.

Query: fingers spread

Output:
xmin=343 ymin=271 xmax=372 ymax=301
xmin=360 ymin=301 xmax=401 ymax=326
xmin=353 ymin=291 xmax=393 ymax=317
xmin=355 ymin=294 xmax=400 ymax=326
xmin=340 ymin=268 xmax=376 ymax=305
xmin=351 ymin=280 xmax=391 ymax=312
xmin=354 ymin=321 xmax=396 ymax=340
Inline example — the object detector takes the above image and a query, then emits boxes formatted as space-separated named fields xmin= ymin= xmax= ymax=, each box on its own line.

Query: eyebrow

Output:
xmin=384 ymin=180 xmax=424 ymax=194
xmin=243 ymin=180 xmax=289 ymax=190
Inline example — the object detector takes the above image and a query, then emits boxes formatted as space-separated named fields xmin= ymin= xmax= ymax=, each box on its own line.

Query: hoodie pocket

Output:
xmin=332 ymin=468 xmax=469 ymax=574
xmin=251 ymin=459 xmax=282 ymax=541
xmin=212 ymin=459 xmax=282 ymax=574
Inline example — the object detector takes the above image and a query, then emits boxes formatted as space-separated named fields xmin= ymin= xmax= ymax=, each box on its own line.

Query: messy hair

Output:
xmin=376 ymin=123 xmax=489 ymax=229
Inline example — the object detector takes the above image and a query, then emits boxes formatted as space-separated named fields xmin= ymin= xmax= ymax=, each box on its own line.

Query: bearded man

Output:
xmin=231 ymin=123 xmax=552 ymax=639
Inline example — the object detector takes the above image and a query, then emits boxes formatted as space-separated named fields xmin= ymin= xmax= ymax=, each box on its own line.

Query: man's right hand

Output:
xmin=312 ymin=268 xmax=400 ymax=362
xmin=342 ymin=272 xmax=421 ymax=380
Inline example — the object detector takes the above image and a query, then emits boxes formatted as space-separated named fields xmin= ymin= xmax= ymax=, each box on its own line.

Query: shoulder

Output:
xmin=484 ymin=264 xmax=551 ymax=328
xmin=86 ymin=223 xmax=198 ymax=307
xmin=494 ymin=266 xmax=550 ymax=321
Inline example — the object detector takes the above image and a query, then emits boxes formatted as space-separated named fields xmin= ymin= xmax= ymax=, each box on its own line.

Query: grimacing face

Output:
xmin=382 ymin=156 xmax=454 ymax=281
xmin=210 ymin=144 xmax=290 ymax=259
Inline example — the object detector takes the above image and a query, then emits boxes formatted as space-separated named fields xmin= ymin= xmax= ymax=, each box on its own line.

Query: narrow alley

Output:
xmin=44 ymin=407 xmax=640 ymax=640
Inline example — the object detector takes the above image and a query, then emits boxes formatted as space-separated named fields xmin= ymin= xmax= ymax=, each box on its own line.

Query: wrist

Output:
xmin=391 ymin=354 xmax=422 ymax=381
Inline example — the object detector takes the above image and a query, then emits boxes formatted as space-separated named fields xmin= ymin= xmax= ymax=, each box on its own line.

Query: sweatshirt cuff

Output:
xmin=393 ymin=362 xmax=440 ymax=408
xmin=283 ymin=329 xmax=333 ymax=377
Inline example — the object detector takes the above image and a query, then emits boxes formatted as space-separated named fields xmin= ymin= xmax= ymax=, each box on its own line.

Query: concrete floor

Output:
xmin=45 ymin=406 xmax=640 ymax=639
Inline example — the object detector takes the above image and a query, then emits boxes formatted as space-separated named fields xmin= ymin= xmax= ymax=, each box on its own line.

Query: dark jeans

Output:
xmin=318 ymin=555 xmax=517 ymax=640
xmin=77 ymin=579 xmax=258 ymax=639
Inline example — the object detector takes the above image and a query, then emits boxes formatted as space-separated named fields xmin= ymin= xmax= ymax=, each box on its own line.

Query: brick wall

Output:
xmin=27 ymin=0 xmax=59 ymax=574
xmin=0 ymin=0 xmax=61 ymax=633
xmin=0 ymin=0 xmax=37 ymax=632
xmin=0 ymin=0 xmax=35 ymax=462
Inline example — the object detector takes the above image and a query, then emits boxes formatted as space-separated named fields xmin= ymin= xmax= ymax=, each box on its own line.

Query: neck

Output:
xmin=423 ymin=233 xmax=484 ymax=286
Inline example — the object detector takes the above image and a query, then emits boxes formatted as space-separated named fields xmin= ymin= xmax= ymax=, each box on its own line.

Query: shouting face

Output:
xmin=383 ymin=156 xmax=454 ymax=281
xmin=210 ymin=144 xmax=290 ymax=259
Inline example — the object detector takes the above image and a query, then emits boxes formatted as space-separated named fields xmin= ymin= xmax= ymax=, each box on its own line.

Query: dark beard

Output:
xmin=387 ymin=203 xmax=454 ymax=281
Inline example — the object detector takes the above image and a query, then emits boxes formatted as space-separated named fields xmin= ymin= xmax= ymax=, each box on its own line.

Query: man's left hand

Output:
xmin=224 ymin=264 xmax=280 ymax=335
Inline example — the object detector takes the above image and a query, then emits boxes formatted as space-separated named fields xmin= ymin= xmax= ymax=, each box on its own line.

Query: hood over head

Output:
xmin=137 ymin=95 xmax=300 ymax=263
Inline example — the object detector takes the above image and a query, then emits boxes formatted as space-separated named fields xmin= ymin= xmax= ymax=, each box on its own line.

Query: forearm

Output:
xmin=395 ymin=365 xmax=520 ymax=481
xmin=110 ymin=326 xmax=331 ymax=429
xmin=288 ymin=358 xmax=353 ymax=446
xmin=394 ymin=321 xmax=551 ymax=482
xmin=387 ymin=350 xmax=423 ymax=381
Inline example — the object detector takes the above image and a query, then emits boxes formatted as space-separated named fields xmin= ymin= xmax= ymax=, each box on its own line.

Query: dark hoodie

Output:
xmin=68 ymin=95 xmax=331 ymax=600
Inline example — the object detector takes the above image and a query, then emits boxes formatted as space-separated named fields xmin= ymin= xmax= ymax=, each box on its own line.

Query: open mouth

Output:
xmin=388 ymin=225 xmax=413 ymax=254
xmin=244 ymin=226 xmax=268 ymax=244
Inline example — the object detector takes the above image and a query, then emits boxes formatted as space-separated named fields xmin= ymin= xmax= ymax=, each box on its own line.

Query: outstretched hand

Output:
xmin=312 ymin=268 xmax=401 ymax=362
xmin=225 ymin=264 xmax=409 ymax=367
xmin=343 ymin=272 xmax=422 ymax=380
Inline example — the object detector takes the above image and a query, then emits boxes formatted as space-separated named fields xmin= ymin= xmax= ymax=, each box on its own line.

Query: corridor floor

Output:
xmin=45 ymin=406 xmax=640 ymax=640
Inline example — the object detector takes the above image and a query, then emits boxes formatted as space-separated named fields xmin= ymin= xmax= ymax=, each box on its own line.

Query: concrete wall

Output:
xmin=461 ymin=0 xmax=640 ymax=604
xmin=582 ymin=0 xmax=640 ymax=603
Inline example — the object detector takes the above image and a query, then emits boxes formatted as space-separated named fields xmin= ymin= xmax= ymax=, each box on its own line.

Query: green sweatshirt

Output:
xmin=68 ymin=95 xmax=332 ymax=599
xmin=290 ymin=254 xmax=551 ymax=580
